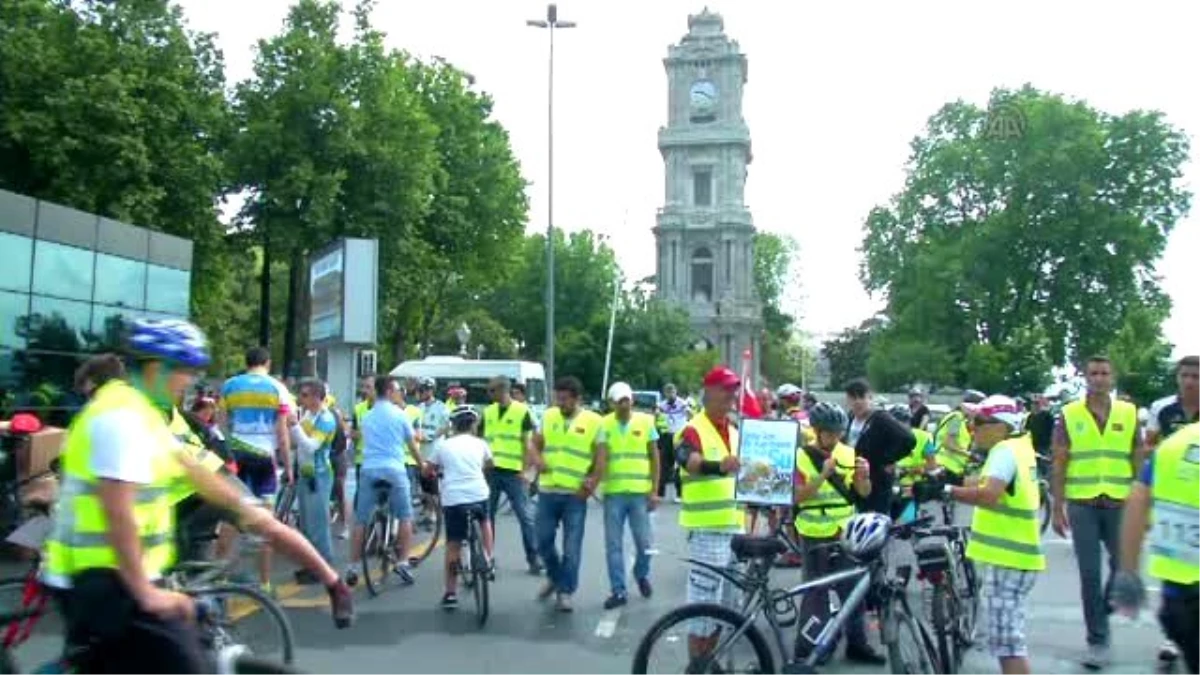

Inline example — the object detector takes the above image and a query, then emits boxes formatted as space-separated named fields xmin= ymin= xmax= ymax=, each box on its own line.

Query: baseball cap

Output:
xmin=966 ymin=395 xmax=1025 ymax=429
xmin=702 ymin=366 xmax=740 ymax=391
xmin=607 ymin=382 xmax=634 ymax=402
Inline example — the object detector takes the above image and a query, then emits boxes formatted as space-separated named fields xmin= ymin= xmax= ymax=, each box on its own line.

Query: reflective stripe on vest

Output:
xmin=1147 ymin=423 xmax=1199 ymax=585
xmin=1063 ymin=400 xmax=1137 ymax=500
xmin=794 ymin=442 xmax=856 ymax=538
xmin=43 ymin=381 xmax=181 ymax=587
xmin=403 ymin=405 xmax=423 ymax=466
xmin=602 ymin=412 xmax=654 ymax=494
xmin=679 ymin=413 xmax=743 ymax=531
xmin=966 ymin=434 xmax=1046 ymax=571
xmin=484 ymin=401 xmax=530 ymax=472
xmin=934 ymin=411 xmax=971 ymax=474
xmin=540 ymin=407 xmax=602 ymax=492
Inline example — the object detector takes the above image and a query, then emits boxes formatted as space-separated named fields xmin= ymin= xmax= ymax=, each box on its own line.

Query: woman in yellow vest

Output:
xmin=530 ymin=376 xmax=606 ymax=613
xmin=929 ymin=390 xmax=984 ymax=482
xmin=600 ymin=382 xmax=660 ymax=610
xmin=923 ymin=395 xmax=1043 ymax=675
xmin=1112 ymin=422 xmax=1198 ymax=674
xmin=888 ymin=405 xmax=934 ymax=523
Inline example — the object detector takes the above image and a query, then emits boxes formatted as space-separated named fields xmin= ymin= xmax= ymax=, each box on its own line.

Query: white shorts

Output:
xmin=983 ymin=564 xmax=1038 ymax=658
xmin=686 ymin=530 xmax=739 ymax=636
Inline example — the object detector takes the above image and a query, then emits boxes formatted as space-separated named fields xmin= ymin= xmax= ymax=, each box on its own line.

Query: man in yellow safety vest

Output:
xmin=929 ymin=389 xmax=985 ymax=482
xmin=927 ymin=395 xmax=1043 ymax=675
xmin=481 ymin=376 xmax=541 ymax=574
xmin=1111 ymin=422 xmax=1198 ymax=674
xmin=600 ymin=382 xmax=660 ymax=610
xmin=530 ymin=376 xmax=607 ymax=612
xmin=1051 ymin=355 xmax=1144 ymax=670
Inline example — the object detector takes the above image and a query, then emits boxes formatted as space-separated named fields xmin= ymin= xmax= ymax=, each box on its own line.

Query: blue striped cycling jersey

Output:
xmin=221 ymin=371 xmax=290 ymax=457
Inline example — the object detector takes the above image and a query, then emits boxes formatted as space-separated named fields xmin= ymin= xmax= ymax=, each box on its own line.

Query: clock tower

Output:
xmin=654 ymin=8 xmax=762 ymax=380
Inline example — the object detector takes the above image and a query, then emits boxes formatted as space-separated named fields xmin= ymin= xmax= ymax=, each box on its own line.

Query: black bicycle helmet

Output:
xmin=449 ymin=406 xmax=479 ymax=425
xmin=888 ymin=404 xmax=912 ymax=424
xmin=809 ymin=401 xmax=848 ymax=433
xmin=962 ymin=389 xmax=986 ymax=404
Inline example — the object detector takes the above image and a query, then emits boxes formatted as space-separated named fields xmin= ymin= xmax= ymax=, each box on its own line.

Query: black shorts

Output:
xmin=443 ymin=500 xmax=488 ymax=542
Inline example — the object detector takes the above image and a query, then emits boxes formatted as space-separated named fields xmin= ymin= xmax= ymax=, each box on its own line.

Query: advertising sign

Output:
xmin=309 ymin=246 xmax=344 ymax=343
xmin=735 ymin=419 xmax=799 ymax=506
xmin=308 ymin=238 xmax=378 ymax=347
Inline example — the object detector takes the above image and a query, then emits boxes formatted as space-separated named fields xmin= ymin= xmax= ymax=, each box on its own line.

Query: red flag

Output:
xmin=738 ymin=347 xmax=762 ymax=418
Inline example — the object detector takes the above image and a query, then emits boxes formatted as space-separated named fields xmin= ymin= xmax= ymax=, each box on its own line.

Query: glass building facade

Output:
xmin=0 ymin=189 xmax=192 ymax=424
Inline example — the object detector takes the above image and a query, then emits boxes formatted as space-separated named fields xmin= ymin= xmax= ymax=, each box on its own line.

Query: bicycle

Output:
xmin=456 ymin=504 xmax=491 ymax=627
xmin=361 ymin=477 xmax=438 ymax=595
xmin=409 ymin=472 xmax=443 ymax=569
xmin=1034 ymin=452 xmax=1052 ymax=535
xmin=631 ymin=513 xmax=939 ymax=674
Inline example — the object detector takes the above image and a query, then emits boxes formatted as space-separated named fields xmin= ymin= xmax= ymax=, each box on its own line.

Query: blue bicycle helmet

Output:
xmin=809 ymin=401 xmax=849 ymax=433
xmin=841 ymin=512 xmax=892 ymax=559
xmin=127 ymin=318 xmax=211 ymax=368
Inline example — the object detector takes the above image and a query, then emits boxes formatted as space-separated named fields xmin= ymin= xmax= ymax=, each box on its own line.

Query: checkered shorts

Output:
xmin=982 ymin=564 xmax=1039 ymax=658
xmin=687 ymin=531 xmax=740 ymax=636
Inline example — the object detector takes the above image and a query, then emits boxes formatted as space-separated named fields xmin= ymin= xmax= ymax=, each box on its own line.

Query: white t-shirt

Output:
xmin=1146 ymin=395 xmax=1178 ymax=435
xmin=89 ymin=409 xmax=162 ymax=483
xmin=982 ymin=443 xmax=1018 ymax=486
xmin=428 ymin=434 xmax=492 ymax=507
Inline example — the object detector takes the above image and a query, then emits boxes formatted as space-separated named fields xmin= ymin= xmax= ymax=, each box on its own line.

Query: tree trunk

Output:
xmin=258 ymin=234 xmax=271 ymax=349
xmin=391 ymin=326 xmax=407 ymax=366
xmin=282 ymin=247 xmax=303 ymax=378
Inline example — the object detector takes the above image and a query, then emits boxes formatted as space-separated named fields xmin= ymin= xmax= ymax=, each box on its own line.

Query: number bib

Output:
xmin=1150 ymin=500 xmax=1200 ymax=566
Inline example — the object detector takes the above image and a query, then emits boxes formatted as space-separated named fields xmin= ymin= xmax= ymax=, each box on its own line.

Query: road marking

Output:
xmin=595 ymin=608 xmax=622 ymax=638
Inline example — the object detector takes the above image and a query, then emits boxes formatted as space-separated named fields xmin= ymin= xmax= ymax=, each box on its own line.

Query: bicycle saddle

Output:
xmin=371 ymin=479 xmax=393 ymax=491
xmin=730 ymin=535 xmax=787 ymax=560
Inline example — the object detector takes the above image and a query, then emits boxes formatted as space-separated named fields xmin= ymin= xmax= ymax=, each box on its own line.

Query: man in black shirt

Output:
xmin=907 ymin=388 xmax=931 ymax=430
xmin=1147 ymin=355 xmax=1199 ymax=447
xmin=479 ymin=376 xmax=542 ymax=574
xmin=1026 ymin=395 xmax=1056 ymax=476
xmin=844 ymin=379 xmax=916 ymax=514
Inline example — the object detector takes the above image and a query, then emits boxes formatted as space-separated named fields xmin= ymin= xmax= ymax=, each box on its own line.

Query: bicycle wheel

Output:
xmin=189 ymin=584 xmax=294 ymax=667
xmin=883 ymin=603 xmax=937 ymax=674
xmin=631 ymin=603 xmax=773 ymax=675
xmin=469 ymin=520 xmax=489 ymax=627
xmin=1038 ymin=481 xmax=1052 ymax=535
xmin=362 ymin=512 xmax=391 ymax=597
xmin=409 ymin=492 xmax=442 ymax=568
xmin=952 ymin=542 xmax=979 ymax=648
xmin=929 ymin=584 xmax=956 ymax=674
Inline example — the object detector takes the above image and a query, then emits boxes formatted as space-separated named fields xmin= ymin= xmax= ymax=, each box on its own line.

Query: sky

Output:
xmin=179 ymin=0 xmax=1198 ymax=356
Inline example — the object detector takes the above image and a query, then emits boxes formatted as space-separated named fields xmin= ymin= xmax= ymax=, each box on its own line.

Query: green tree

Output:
xmin=662 ymin=349 xmax=721 ymax=394
xmin=610 ymin=282 xmax=696 ymax=390
xmin=861 ymin=86 xmax=1191 ymax=374
xmin=823 ymin=317 xmax=883 ymax=389
xmin=867 ymin=330 xmax=954 ymax=392
xmin=1108 ymin=304 xmax=1173 ymax=404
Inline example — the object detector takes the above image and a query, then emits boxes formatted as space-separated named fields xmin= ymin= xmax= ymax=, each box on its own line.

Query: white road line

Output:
xmin=595 ymin=609 xmax=622 ymax=639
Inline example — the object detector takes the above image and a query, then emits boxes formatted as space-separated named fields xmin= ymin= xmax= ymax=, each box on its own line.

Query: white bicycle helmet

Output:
xmin=776 ymin=383 xmax=802 ymax=400
xmin=840 ymin=512 xmax=892 ymax=559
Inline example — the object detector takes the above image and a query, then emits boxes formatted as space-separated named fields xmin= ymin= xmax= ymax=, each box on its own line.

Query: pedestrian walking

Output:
xmin=481 ymin=376 xmax=542 ymax=574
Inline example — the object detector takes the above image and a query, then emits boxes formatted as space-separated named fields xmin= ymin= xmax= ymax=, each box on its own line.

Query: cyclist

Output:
xmin=908 ymin=387 xmax=931 ymax=429
xmin=425 ymin=406 xmax=494 ymax=609
xmin=480 ymin=376 xmax=541 ymax=574
xmin=764 ymin=383 xmax=810 ymax=567
xmin=446 ymin=385 xmax=468 ymax=413
xmin=844 ymin=378 xmax=916 ymax=515
xmin=43 ymin=320 xmax=352 ymax=673
xmin=289 ymin=379 xmax=338 ymax=578
xmin=792 ymin=402 xmax=878 ymax=664
xmin=350 ymin=375 xmax=376 ymax=504
xmin=919 ymin=394 xmax=1043 ymax=675
xmin=929 ymin=389 xmax=985 ymax=484
xmin=888 ymin=405 xmax=934 ymax=522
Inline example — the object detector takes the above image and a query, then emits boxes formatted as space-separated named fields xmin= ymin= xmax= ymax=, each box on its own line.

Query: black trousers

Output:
xmin=656 ymin=433 xmax=680 ymax=498
xmin=56 ymin=570 xmax=207 ymax=673
xmin=1160 ymin=588 xmax=1199 ymax=674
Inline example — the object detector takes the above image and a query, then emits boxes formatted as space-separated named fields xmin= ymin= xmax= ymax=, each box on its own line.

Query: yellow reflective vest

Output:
xmin=966 ymin=434 xmax=1045 ymax=571
xmin=602 ymin=412 xmax=655 ymax=495
xmin=1062 ymin=400 xmax=1137 ymax=500
xmin=679 ymin=412 xmax=743 ymax=531
xmin=353 ymin=399 xmax=372 ymax=465
xmin=1147 ymin=423 xmax=1199 ymax=585
xmin=540 ymin=407 xmax=603 ymax=492
xmin=794 ymin=442 xmax=857 ymax=538
xmin=934 ymin=410 xmax=972 ymax=475
xmin=483 ymin=400 xmax=530 ymax=472
xmin=44 ymin=381 xmax=183 ymax=587
xmin=168 ymin=407 xmax=225 ymax=505
xmin=898 ymin=428 xmax=934 ymax=487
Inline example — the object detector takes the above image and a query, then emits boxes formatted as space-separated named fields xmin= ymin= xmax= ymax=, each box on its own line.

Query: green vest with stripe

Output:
xmin=353 ymin=399 xmax=372 ymax=465
xmin=602 ymin=411 xmax=654 ymax=494
xmin=1062 ymin=400 xmax=1137 ymax=500
xmin=484 ymin=400 xmax=530 ymax=472
xmin=966 ymin=434 xmax=1045 ymax=571
xmin=898 ymin=428 xmax=933 ymax=487
xmin=1147 ymin=423 xmax=1199 ymax=585
xmin=679 ymin=412 xmax=744 ymax=531
xmin=44 ymin=381 xmax=183 ymax=586
xmin=934 ymin=410 xmax=972 ymax=474
xmin=540 ymin=407 xmax=603 ymax=492
xmin=794 ymin=442 xmax=857 ymax=538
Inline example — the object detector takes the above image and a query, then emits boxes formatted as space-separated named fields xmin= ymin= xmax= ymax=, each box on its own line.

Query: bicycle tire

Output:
xmin=884 ymin=603 xmax=937 ymax=675
xmin=631 ymin=603 xmax=773 ymax=675
xmin=1038 ymin=481 xmax=1051 ymax=535
xmin=188 ymin=584 xmax=295 ymax=667
xmin=409 ymin=493 xmax=442 ymax=568
xmin=470 ymin=519 xmax=489 ymax=627
xmin=273 ymin=484 xmax=297 ymax=528
xmin=930 ymin=584 xmax=955 ymax=674
xmin=362 ymin=513 xmax=389 ymax=597
xmin=952 ymin=543 xmax=979 ymax=648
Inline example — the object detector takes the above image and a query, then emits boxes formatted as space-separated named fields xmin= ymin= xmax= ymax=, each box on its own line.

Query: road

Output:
xmin=13 ymin=500 xmax=1171 ymax=674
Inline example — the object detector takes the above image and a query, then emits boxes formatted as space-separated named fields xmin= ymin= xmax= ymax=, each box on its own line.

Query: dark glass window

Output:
xmin=28 ymin=296 xmax=92 ymax=353
xmin=32 ymin=241 xmax=94 ymax=301
xmin=94 ymin=254 xmax=146 ymax=308
xmin=693 ymin=168 xmax=712 ymax=207
xmin=691 ymin=247 xmax=714 ymax=303
xmin=0 ymin=290 xmax=28 ymax=348
xmin=146 ymin=265 xmax=190 ymax=315
xmin=0 ymin=233 xmax=33 ymax=293
xmin=91 ymin=305 xmax=138 ymax=352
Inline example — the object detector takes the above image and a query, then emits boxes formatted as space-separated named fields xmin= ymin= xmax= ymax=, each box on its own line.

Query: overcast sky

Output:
xmin=180 ymin=0 xmax=1198 ymax=356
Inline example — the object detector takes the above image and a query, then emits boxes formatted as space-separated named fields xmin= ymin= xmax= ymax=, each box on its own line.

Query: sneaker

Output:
xmin=554 ymin=592 xmax=574 ymax=613
xmin=537 ymin=580 xmax=556 ymax=600
xmin=845 ymin=644 xmax=886 ymax=666
xmin=393 ymin=564 xmax=415 ymax=586
xmin=527 ymin=559 xmax=543 ymax=576
xmin=326 ymin=580 xmax=355 ymax=629
xmin=344 ymin=567 xmax=359 ymax=587
xmin=603 ymin=593 xmax=627 ymax=610
xmin=441 ymin=592 xmax=459 ymax=610
xmin=1082 ymin=644 xmax=1111 ymax=670
xmin=636 ymin=577 xmax=653 ymax=599
xmin=486 ymin=558 xmax=496 ymax=581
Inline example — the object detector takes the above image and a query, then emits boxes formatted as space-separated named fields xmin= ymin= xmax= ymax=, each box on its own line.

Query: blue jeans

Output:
xmin=487 ymin=469 xmax=539 ymax=564
xmin=297 ymin=469 xmax=334 ymax=564
xmin=603 ymin=493 xmax=652 ymax=596
xmin=536 ymin=492 xmax=588 ymax=595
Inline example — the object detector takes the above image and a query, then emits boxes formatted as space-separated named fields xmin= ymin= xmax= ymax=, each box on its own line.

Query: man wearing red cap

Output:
xmin=675 ymin=365 xmax=744 ymax=660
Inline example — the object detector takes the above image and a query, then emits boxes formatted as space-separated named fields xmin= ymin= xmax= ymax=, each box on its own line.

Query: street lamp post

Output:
xmin=527 ymin=3 xmax=574 ymax=389
xmin=456 ymin=323 xmax=471 ymax=357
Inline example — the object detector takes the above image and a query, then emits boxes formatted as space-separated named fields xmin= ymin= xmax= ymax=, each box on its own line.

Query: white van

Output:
xmin=390 ymin=356 xmax=548 ymax=418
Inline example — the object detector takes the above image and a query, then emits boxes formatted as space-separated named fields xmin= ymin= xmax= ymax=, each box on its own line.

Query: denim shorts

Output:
xmin=355 ymin=465 xmax=413 ymax=524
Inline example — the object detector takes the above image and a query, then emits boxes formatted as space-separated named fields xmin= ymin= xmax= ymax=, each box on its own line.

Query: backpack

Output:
xmin=329 ymin=408 xmax=348 ymax=458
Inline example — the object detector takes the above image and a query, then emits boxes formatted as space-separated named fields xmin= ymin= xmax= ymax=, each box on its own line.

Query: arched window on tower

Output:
xmin=691 ymin=247 xmax=714 ymax=303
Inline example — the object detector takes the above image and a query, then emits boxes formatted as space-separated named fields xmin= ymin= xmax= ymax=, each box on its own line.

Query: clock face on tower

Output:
xmin=689 ymin=79 xmax=717 ymax=121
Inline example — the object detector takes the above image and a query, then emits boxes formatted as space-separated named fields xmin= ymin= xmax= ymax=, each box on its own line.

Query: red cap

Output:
xmin=703 ymin=366 xmax=741 ymax=391
xmin=8 ymin=413 xmax=42 ymax=435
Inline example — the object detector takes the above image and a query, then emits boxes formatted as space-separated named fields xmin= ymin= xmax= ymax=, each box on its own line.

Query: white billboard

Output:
xmin=308 ymin=238 xmax=377 ymax=346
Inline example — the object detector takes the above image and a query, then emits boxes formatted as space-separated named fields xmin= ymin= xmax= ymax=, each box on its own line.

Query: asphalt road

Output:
xmin=11 ymin=500 xmax=1174 ymax=674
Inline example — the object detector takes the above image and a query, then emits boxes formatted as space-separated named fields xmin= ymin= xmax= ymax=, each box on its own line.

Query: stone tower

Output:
xmin=654 ymin=8 xmax=762 ymax=379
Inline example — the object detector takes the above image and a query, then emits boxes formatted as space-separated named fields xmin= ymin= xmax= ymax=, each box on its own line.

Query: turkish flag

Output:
xmin=740 ymin=389 xmax=763 ymax=419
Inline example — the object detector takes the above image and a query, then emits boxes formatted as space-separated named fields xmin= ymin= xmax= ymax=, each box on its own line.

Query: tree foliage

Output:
xmin=1107 ymin=304 xmax=1173 ymax=405
xmin=753 ymin=231 xmax=809 ymax=386
xmin=822 ymin=318 xmax=883 ymax=390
